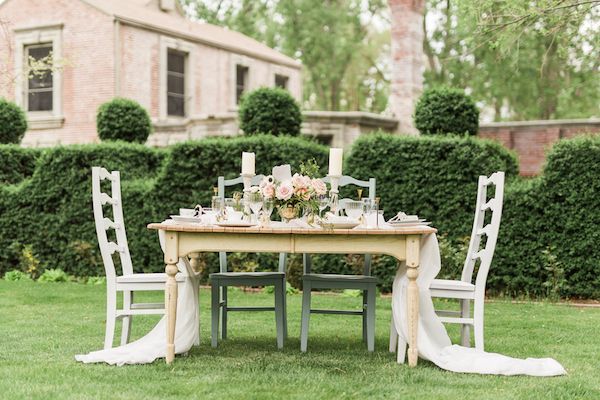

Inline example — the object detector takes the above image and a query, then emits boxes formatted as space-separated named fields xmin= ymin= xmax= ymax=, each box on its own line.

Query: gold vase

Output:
xmin=278 ymin=204 xmax=299 ymax=222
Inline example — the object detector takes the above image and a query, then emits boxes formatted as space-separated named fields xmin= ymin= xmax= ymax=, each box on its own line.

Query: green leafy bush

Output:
xmin=96 ymin=98 xmax=152 ymax=143
xmin=0 ymin=98 xmax=28 ymax=144
xmin=414 ymin=87 xmax=479 ymax=136
xmin=0 ymin=143 xmax=165 ymax=277
xmin=4 ymin=270 xmax=31 ymax=281
xmin=239 ymin=87 xmax=302 ymax=136
xmin=0 ymin=146 xmax=40 ymax=185
xmin=38 ymin=268 xmax=69 ymax=283
xmin=492 ymin=135 xmax=600 ymax=298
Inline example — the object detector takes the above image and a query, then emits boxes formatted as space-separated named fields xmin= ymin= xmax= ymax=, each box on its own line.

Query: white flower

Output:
xmin=260 ymin=175 xmax=275 ymax=189
xmin=249 ymin=185 xmax=260 ymax=193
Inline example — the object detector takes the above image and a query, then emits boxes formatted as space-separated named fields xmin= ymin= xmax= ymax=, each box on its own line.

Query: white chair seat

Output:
xmin=117 ymin=272 xmax=185 ymax=284
xmin=430 ymin=279 xmax=475 ymax=292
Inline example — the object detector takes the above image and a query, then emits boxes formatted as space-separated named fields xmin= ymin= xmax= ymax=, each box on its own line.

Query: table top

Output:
xmin=147 ymin=222 xmax=436 ymax=236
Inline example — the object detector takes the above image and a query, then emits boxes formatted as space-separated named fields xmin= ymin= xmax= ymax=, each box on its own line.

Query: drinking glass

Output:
xmin=262 ymin=198 xmax=274 ymax=224
xmin=362 ymin=198 xmax=377 ymax=228
xmin=344 ymin=200 xmax=363 ymax=220
xmin=211 ymin=195 xmax=224 ymax=213
xmin=245 ymin=191 xmax=263 ymax=222
xmin=318 ymin=195 xmax=329 ymax=218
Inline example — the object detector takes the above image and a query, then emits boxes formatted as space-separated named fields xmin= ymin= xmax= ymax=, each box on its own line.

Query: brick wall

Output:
xmin=0 ymin=0 xmax=115 ymax=147
xmin=479 ymin=119 xmax=600 ymax=176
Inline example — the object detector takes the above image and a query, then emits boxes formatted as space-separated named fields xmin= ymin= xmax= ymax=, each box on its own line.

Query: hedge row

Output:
xmin=0 ymin=145 xmax=40 ymax=185
xmin=2 ymin=134 xmax=598 ymax=298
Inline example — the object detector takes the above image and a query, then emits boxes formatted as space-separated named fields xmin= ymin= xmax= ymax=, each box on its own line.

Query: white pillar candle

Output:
xmin=328 ymin=148 xmax=343 ymax=176
xmin=241 ymin=152 xmax=255 ymax=175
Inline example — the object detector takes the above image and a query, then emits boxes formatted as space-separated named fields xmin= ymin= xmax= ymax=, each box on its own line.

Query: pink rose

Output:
xmin=262 ymin=183 xmax=275 ymax=199
xmin=276 ymin=182 xmax=293 ymax=201
xmin=312 ymin=178 xmax=327 ymax=196
xmin=292 ymin=173 xmax=308 ymax=189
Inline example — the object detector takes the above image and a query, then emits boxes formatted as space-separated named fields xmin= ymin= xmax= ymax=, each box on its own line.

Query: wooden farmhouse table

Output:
xmin=147 ymin=222 xmax=437 ymax=366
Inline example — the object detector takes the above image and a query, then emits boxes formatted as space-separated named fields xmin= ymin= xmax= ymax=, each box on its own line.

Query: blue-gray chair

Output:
xmin=300 ymin=175 xmax=378 ymax=352
xmin=210 ymin=175 xmax=287 ymax=349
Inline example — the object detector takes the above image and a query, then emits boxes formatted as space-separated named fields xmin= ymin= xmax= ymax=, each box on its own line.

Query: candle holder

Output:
xmin=241 ymin=173 xmax=255 ymax=222
xmin=328 ymin=174 xmax=341 ymax=216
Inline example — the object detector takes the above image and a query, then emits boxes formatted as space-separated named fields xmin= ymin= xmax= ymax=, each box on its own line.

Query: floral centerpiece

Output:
xmin=256 ymin=160 xmax=328 ymax=222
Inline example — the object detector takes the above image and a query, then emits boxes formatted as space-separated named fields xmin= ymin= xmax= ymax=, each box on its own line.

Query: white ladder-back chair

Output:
xmin=92 ymin=167 xmax=194 ymax=349
xmin=390 ymin=171 xmax=505 ymax=361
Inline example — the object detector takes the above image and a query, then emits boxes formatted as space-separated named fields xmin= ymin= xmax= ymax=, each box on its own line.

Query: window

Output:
xmin=236 ymin=65 xmax=249 ymax=104
xmin=275 ymin=74 xmax=288 ymax=90
xmin=167 ymin=50 xmax=186 ymax=117
xmin=26 ymin=44 xmax=53 ymax=112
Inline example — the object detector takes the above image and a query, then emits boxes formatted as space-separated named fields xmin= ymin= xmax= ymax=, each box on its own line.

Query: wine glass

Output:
xmin=245 ymin=191 xmax=263 ymax=223
xmin=262 ymin=197 xmax=274 ymax=225
xmin=318 ymin=195 xmax=329 ymax=218
xmin=344 ymin=200 xmax=363 ymax=220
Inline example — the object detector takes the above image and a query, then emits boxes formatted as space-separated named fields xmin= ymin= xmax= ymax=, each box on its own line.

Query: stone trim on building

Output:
xmin=13 ymin=24 xmax=64 ymax=130
xmin=158 ymin=35 xmax=196 ymax=122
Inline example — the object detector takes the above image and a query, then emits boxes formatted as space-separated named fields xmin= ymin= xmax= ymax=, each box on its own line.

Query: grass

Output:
xmin=1 ymin=281 xmax=599 ymax=400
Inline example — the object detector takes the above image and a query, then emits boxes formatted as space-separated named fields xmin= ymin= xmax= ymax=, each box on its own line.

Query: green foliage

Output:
xmin=239 ymin=88 xmax=302 ymax=136
xmin=96 ymin=98 xmax=152 ymax=143
xmin=0 ymin=145 xmax=40 ymax=185
xmin=0 ymin=98 xmax=28 ymax=144
xmin=38 ymin=268 xmax=69 ymax=283
xmin=414 ymin=87 xmax=479 ymax=136
xmin=0 ymin=143 xmax=165 ymax=277
xmin=183 ymin=0 xmax=390 ymax=112
xmin=3 ymin=270 xmax=31 ymax=281
xmin=425 ymin=0 xmax=599 ymax=120
xmin=85 ymin=276 xmax=106 ymax=285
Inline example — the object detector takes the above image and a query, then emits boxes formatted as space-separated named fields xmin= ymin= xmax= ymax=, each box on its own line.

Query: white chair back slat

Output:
xmin=218 ymin=174 xmax=266 ymax=198
xmin=322 ymin=176 xmax=376 ymax=200
xmin=461 ymin=172 xmax=505 ymax=294
xmin=92 ymin=167 xmax=135 ymax=280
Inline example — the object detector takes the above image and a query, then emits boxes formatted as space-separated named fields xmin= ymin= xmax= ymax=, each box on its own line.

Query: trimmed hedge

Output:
xmin=97 ymin=98 xmax=152 ymax=143
xmin=3 ymin=133 xmax=599 ymax=298
xmin=492 ymin=135 xmax=600 ymax=298
xmin=0 ymin=98 xmax=28 ymax=144
xmin=0 ymin=145 xmax=40 ymax=184
xmin=414 ymin=87 xmax=479 ymax=136
xmin=239 ymin=88 xmax=302 ymax=136
xmin=0 ymin=143 xmax=165 ymax=277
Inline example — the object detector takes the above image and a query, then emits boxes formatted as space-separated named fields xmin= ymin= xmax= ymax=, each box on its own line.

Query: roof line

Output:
xmin=115 ymin=15 xmax=301 ymax=69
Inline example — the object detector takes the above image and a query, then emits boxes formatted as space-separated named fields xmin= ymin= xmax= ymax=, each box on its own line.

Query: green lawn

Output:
xmin=1 ymin=281 xmax=599 ymax=400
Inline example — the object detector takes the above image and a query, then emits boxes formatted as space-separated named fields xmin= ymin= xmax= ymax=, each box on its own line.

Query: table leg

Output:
xmin=406 ymin=235 xmax=420 ymax=367
xmin=164 ymin=232 xmax=179 ymax=364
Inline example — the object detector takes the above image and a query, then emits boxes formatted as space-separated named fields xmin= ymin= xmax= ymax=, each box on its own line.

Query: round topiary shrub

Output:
xmin=0 ymin=98 xmax=28 ymax=144
xmin=239 ymin=87 xmax=302 ymax=136
xmin=96 ymin=98 xmax=152 ymax=143
xmin=414 ymin=87 xmax=479 ymax=136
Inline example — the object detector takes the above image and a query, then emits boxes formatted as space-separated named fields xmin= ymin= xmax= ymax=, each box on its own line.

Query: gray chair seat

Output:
xmin=211 ymin=272 xmax=285 ymax=279
xmin=303 ymin=273 xmax=377 ymax=283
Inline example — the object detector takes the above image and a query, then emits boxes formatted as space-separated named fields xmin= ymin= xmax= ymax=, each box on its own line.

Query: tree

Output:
xmin=424 ymin=0 xmax=600 ymax=120
xmin=180 ymin=0 xmax=390 ymax=112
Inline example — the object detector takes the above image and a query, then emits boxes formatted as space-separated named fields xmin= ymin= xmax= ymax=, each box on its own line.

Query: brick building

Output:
xmin=0 ymin=0 xmax=302 ymax=146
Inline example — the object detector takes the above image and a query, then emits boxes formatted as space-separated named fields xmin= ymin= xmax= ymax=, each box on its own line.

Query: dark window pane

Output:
xmin=28 ymin=91 xmax=53 ymax=111
xmin=29 ymin=71 xmax=53 ymax=89
xmin=167 ymin=52 xmax=185 ymax=74
xmin=236 ymin=65 xmax=248 ymax=104
xmin=167 ymin=95 xmax=185 ymax=117
xmin=167 ymin=74 xmax=184 ymax=95
xmin=275 ymin=74 xmax=288 ymax=89
xmin=28 ymin=45 xmax=51 ymax=61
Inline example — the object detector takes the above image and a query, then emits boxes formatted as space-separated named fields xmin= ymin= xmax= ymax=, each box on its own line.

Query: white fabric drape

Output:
xmin=75 ymin=224 xmax=198 ymax=366
xmin=391 ymin=234 xmax=566 ymax=376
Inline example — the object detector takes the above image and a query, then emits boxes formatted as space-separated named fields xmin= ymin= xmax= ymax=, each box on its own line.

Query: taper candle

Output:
xmin=241 ymin=152 xmax=255 ymax=175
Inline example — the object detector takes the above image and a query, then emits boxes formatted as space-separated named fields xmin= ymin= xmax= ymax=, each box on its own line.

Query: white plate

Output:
xmin=389 ymin=220 xmax=431 ymax=226
xmin=171 ymin=215 xmax=203 ymax=223
xmin=214 ymin=221 xmax=257 ymax=228
xmin=319 ymin=222 xmax=361 ymax=229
